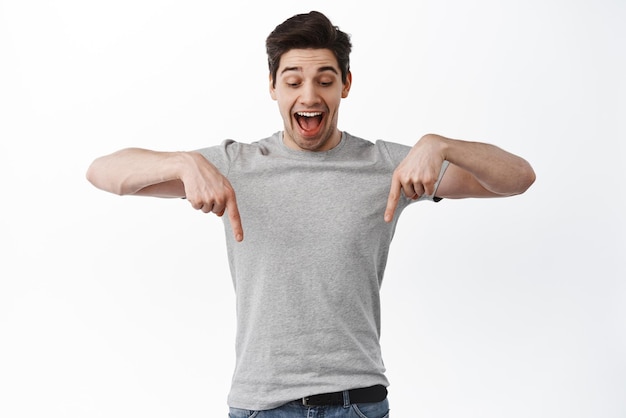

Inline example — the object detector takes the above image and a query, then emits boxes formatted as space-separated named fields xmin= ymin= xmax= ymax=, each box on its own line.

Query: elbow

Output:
xmin=85 ymin=158 xmax=126 ymax=195
xmin=85 ymin=161 xmax=101 ymax=190
xmin=524 ymin=166 xmax=537 ymax=193
xmin=491 ymin=160 xmax=536 ymax=197
xmin=85 ymin=162 xmax=97 ymax=185
xmin=511 ymin=161 xmax=536 ymax=196
xmin=521 ymin=160 xmax=536 ymax=192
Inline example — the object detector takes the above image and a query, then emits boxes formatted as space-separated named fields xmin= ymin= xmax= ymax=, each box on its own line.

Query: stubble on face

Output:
xmin=270 ymin=49 xmax=351 ymax=152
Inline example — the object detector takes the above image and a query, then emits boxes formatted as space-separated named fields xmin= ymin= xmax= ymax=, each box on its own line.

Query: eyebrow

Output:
xmin=280 ymin=66 xmax=339 ymax=75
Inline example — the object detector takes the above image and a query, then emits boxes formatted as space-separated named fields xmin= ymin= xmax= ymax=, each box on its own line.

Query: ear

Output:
xmin=269 ymin=74 xmax=277 ymax=100
xmin=341 ymin=71 xmax=352 ymax=99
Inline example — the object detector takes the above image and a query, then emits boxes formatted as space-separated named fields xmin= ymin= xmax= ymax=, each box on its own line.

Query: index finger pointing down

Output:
xmin=226 ymin=195 xmax=244 ymax=242
xmin=384 ymin=176 xmax=402 ymax=223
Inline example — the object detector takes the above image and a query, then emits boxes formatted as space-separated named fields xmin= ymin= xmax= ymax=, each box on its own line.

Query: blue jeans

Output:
xmin=228 ymin=398 xmax=389 ymax=418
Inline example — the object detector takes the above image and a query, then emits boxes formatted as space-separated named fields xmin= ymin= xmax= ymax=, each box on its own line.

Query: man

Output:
xmin=86 ymin=10 xmax=535 ymax=418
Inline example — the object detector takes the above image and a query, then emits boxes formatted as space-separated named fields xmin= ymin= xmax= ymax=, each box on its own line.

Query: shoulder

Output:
xmin=375 ymin=139 xmax=411 ymax=158
xmin=195 ymin=133 xmax=280 ymax=158
xmin=344 ymin=132 xmax=411 ymax=164
xmin=192 ymin=133 xmax=280 ymax=174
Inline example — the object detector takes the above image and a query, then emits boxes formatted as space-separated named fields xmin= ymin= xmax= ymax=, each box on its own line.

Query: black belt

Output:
xmin=300 ymin=385 xmax=387 ymax=406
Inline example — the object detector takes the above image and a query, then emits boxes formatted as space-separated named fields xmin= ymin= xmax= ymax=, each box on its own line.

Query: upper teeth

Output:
xmin=297 ymin=112 xmax=322 ymax=117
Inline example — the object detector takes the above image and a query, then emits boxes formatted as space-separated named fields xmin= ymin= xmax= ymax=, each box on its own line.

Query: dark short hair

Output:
xmin=266 ymin=11 xmax=352 ymax=87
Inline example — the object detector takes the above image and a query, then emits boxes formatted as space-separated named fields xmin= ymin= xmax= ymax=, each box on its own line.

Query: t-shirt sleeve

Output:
xmin=194 ymin=139 xmax=241 ymax=177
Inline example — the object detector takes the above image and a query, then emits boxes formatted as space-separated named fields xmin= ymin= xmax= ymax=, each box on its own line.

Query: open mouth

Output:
xmin=294 ymin=111 xmax=324 ymax=135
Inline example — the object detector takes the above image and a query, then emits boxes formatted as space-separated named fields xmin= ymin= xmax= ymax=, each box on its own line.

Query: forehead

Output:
xmin=278 ymin=48 xmax=339 ymax=74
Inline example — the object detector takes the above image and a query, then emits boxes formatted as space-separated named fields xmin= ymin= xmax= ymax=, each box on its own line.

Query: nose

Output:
xmin=299 ymin=82 xmax=321 ymax=106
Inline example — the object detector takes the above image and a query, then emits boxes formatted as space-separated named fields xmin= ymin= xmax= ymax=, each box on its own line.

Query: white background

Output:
xmin=1 ymin=1 xmax=624 ymax=417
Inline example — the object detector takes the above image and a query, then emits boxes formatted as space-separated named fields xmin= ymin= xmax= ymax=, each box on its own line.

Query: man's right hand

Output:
xmin=87 ymin=148 xmax=244 ymax=242
xmin=181 ymin=152 xmax=244 ymax=242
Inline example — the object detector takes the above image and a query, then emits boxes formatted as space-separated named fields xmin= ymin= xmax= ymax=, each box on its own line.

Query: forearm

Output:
xmin=433 ymin=134 xmax=536 ymax=196
xmin=86 ymin=148 xmax=188 ymax=196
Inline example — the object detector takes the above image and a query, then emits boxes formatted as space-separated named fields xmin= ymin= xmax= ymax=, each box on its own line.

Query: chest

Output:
xmin=239 ymin=165 xmax=393 ymax=234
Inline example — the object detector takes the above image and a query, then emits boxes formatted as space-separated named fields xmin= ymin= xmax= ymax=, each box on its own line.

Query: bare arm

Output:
xmin=385 ymin=134 xmax=536 ymax=221
xmin=86 ymin=148 xmax=244 ymax=241
xmin=86 ymin=148 xmax=188 ymax=196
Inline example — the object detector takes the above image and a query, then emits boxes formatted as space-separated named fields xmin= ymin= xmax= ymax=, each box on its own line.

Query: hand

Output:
xmin=384 ymin=134 xmax=446 ymax=222
xmin=181 ymin=152 xmax=244 ymax=241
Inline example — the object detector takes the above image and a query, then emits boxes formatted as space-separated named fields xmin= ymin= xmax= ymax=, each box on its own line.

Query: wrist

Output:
xmin=420 ymin=133 xmax=450 ymax=159
xmin=172 ymin=151 xmax=200 ymax=181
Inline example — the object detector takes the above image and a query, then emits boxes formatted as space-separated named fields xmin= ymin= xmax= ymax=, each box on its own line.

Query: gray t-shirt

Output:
xmin=197 ymin=131 xmax=447 ymax=410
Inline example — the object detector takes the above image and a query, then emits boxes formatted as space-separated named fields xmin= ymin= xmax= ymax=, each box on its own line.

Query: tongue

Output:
xmin=299 ymin=115 xmax=322 ymax=132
